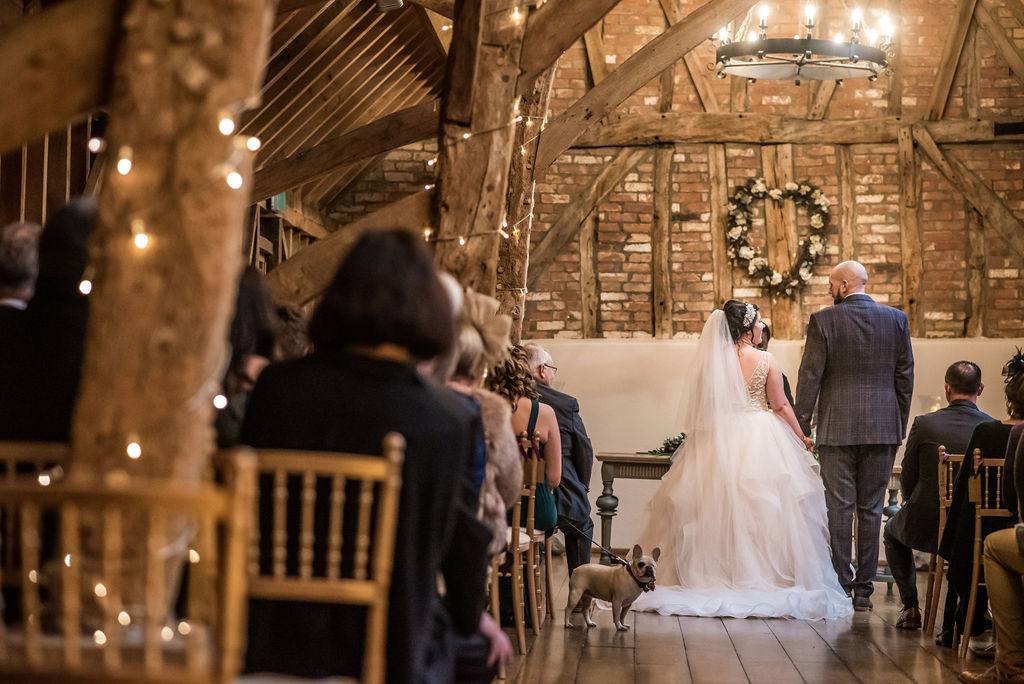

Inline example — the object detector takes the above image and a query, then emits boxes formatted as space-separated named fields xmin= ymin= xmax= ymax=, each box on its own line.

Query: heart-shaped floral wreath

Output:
xmin=726 ymin=178 xmax=830 ymax=299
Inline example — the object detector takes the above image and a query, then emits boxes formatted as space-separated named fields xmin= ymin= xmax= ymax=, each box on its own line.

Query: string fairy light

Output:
xmin=116 ymin=147 xmax=133 ymax=176
xmin=87 ymin=137 xmax=105 ymax=153
xmin=218 ymin=116 xmax=236 ymax=136
xmin=226 ymin=169 xmax=244 ymax=189
xmin=246 ymin=136 xmax=261 ymax=152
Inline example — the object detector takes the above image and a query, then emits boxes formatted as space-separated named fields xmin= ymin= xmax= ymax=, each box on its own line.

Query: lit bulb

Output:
xmin=218 ymin=117 xmax=235 ymax=135
xmin=118 ymin=611 xmax=131 ymax=626
xmin=462 ymin=132 xmax=471 ymax=139
xmin=64 ymin=554 xmax=72 ymax=567
xmin=805 ymin=4 xmax=815 ymax=23
xmin=458 ymin=236 xmax=466 ymax=246
xmin=246 ymin=136 xmax=261 ymax=151
xmin=834 ymin=32 xmax=844 ymax=42
xmin=189 ymin=548 xmax=201 ymax=564
xmin=94 ymin=583 xmax=108 ymax=598
xmin=94 ymin=630 xmax=107 ymax=646
xmin=851 ymin=8 xmax=863 ymax=31
xmin=747 ymin=31 xmax=758 ymax=42
xmin=758 ymin=4 xmax=768 ymax=24
xmin=226 ymin=171 xmax=244 ymax=189
xmin=87 ymin=137 xmax=104 ymax=153
xmin=719 ymin=26 xmax=730 ymax=42
xmin=499 ymin=229 xmax=510 ymax=239
xmin=133 ymin=232 xmax=149 ymax=249
xmin=441 ymin=24 xmax=451 ymax=31
xmin=866 ymin=28 xmax=877 ymax=44
xmin=516 ymin=115 xmax=523 ymax=122
xmin=28 ymin=570 xmax=38 ymax=583
xmin=78 ymin=280 xmax=92 ymax=295
xmin=424 ymin=184 xmax=434 ymax=190
xmin=213 ymin=394 xmax=228 ymax=409
xmin=427 ymin=158 xmax=436 ymax=167
xmin=126 ymin=441 xmax=141 ymax=459
xmin=423 ymin=228 xmax=432 ymax=241
xmin=521 ymin=146 xmax=527 ymax=154
xmin=116 ymin=146 xmax=133 ymax=175
xmin=178 ymin=621 xmax=192 ymax=635
xmin=38 ymin=474 xmax=51 ymax=486
xmin=512 ymin=6 xmax=520 ymax=20
xmin=161 ymin=626 xmax=174 ymax=642
xmin=526 ymin=118 xmax=533 ymax=127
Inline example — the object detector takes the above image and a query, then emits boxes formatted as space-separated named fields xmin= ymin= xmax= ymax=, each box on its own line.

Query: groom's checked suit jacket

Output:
xmin=795 ymin=293 xmax=915 ymax=446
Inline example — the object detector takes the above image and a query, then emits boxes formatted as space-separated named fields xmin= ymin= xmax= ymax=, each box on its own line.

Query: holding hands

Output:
xmin=802 ymin=435 xmax=815 ymax=452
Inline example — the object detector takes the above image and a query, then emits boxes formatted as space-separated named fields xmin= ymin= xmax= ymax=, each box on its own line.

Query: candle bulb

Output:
xmin=805 ymin=4 xmax=815 ymax=28
xmin=719 ymin=25 xmax=730 ymax=43
xmin=758 ymin=4 xmax=768 ymax=28
xmin=851 ymin=8 xmax=863 ymax=32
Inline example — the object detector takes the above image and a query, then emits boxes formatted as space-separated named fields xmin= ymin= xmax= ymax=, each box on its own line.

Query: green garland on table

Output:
xmin=726 ymin=178 xmax=830 ymax=299
xmin=645 ymin=432 xmax=685 ymax=455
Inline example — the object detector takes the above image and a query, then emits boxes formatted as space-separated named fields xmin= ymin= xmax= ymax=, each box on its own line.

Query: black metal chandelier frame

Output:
xmin=716 ymin=37 xmax=888 ymax=84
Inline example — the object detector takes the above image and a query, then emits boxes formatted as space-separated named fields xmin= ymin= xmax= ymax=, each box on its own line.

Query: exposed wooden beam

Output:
xmin=652 ymin=145 xmax=674 ymax=338
xmin=807 ymin=80 xmax=837 ymax=120
xmin=974 ymin=0 xmax=1024 ymax=86
xmin=518 ymin=0 xmax=622 ymax=93
xmin=996 ymin=0 xmax=1024 ymax=28
xmin=962 ymin=22 xmax=980 ymax=119
xmin=527 ymin=147 xmax=649 ymax=287
xmin=251 ymin=99 xmax=440 ymax=201
xmin=708 ymin=143 xmax=731 ymax=308
xmin=265 ymin=191 xmax=433 ymax=307
xmin=275 ymin=189 xmax=335 ymax=239
xmin=730 ymin=74 xmax=748 ymax=112
xmin=762 ymin=145 xmax=801 ymax=339
xmin=659 ymin=0 xmax=720 ymax=112
xmin=574 ymin=113 xmax=1024 ymax=146
xmin=964 ymin=208 xmax=987 ymax=337
xmin=659 ymin=65 xmax=676 ymax=113
xmin=580 ymin=211 xmax=600 ymax=338
xmin=276 ymin=0 xmax=329 ymax=13
xmin=0 ymin=0 xmax=118 ymax=155
xmin=887 ymin=0 xmax=903 ymax=115
xmin=913 ymin=125 xmax=1024 ymax=258
xmin=836 ymin=145 xmax=855 ymax=260
xmin=420 ymin=7 xmax=452 ymax=54
xmin=583 ymin=22 xmax=610 ymax=86
xmin=406 ymin=0 xmax=454 ymax=19
xmin=897 ymin=126 xmax=924 ymax=336
xmin=535 ymin=0 xmax=758 ymax=169
xmin=925 ymin=0 xmax=979 ymax=121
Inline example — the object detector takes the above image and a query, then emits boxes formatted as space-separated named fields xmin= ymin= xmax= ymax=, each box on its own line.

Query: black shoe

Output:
xmin=936 ymin=629 xmax=956 ymax=648
xmin=853 ymin=596 xmax=873 ymax=612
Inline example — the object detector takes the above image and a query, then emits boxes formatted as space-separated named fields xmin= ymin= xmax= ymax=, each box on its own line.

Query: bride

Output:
xmin=632 ymin=301 xmax=852 ymax=619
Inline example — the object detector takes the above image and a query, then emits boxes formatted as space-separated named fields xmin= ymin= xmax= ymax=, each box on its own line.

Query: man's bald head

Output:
xmin=828 ymin=260 xmax=868 ymax=303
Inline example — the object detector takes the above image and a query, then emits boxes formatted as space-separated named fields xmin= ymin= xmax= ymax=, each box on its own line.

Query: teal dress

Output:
xmin=527 ymin=399 xmax=558 ymax=533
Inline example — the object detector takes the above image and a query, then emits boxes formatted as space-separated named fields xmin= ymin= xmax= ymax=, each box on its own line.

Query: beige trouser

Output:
xmin=984 ymin=528 xmax=1024 ymax=673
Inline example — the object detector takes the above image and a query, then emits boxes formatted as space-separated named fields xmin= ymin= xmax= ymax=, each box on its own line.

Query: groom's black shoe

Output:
xmin=896 ymin=606 xmax=922 ymax=629
xmin=853 ymin=596 xmax=873 ymax=612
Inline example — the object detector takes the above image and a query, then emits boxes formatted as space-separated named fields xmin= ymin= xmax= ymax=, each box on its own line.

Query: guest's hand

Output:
xmin=480 ymin=612 xmax=513 ymax=669
xmin=802 ymin=436 xmax=815 ymax=452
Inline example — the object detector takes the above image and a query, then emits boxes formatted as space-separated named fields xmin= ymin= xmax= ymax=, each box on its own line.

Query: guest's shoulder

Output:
xmin=538 ymin=382 xmax=578 ymax=409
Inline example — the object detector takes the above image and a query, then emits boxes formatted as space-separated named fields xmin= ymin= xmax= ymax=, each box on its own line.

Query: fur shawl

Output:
xmin=468 ymin=386 xmax=523 ymax=555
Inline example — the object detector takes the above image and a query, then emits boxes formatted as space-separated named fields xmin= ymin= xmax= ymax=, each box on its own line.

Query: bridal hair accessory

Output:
xmin=742 ymin=303 xmax=756 ymax=329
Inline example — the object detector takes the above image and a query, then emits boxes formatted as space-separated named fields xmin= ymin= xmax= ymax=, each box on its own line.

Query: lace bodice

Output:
xmin=743 ymin=352 xmax=771 ymax=411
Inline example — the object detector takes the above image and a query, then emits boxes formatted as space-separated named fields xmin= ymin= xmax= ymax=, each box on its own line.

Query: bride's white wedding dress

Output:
xmin=632 ymin=311 xmax=852 ymax=620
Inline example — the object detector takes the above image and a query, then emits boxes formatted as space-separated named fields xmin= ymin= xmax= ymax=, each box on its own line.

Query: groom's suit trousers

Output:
xmin=818 ymin=444 xmax=898 ymax=597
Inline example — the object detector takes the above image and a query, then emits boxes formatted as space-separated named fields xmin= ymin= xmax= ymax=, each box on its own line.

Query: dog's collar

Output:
xmin=626 ymin=562 xmax=656 ymax=592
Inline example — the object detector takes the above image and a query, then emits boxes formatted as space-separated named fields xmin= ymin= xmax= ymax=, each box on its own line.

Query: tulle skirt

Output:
xmin=632 ymin=409 xmax=852 ymax=620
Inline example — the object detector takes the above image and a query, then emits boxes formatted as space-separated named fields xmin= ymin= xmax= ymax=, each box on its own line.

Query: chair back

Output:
xmin=246 ymin=433 xmax=404 ymax=684
xmin=510 ymin=432 xmax=540 ymax=553
xmin=0 ymin=451 xmax=255 ymax=684
xmin=937 ymin=446 xmax=965 ymax=530
xmin=966 ymin=452 xmax=1012 ymax=517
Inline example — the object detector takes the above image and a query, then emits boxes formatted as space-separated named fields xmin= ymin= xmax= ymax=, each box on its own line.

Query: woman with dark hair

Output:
xmin=631 ymin=301 xmax=852 ymax=619
xmin=486 ymin=344 xmax=562 ymax=533
xmin=240 ymin=229 xmax=485 ymax=683
xmin=937 ymin=349 xmax=1024 ymax=647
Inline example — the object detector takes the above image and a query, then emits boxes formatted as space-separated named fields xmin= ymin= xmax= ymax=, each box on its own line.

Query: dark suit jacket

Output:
xmin=536 ymin=382 xmax=594 ymax=524
xmin=795 ymin=293 xmax=914 ymax=446
xmin=886 ymin=399 xmax=993 ymax=553
xmin=240 ymin=350 xmax=477 ymax=684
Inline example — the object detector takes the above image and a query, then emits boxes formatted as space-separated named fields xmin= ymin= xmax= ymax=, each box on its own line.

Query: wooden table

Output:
xmin=595 ymin=452 xmax=672 ymax=565
xmin=594 ymin=451 xmax=903 ymax=588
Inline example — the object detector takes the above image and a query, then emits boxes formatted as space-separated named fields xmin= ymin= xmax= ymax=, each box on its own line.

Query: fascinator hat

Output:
xmin=453 ymin=289 xmax=512 ymax=383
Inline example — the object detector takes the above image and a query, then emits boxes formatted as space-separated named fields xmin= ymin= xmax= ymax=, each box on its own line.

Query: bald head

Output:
xmin=828 ymin=260 xmax=868 ymax=303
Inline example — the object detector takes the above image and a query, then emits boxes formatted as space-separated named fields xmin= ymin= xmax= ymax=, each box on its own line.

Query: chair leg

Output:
xmin=526 ymin=542 xmax=540 ymax=636
xmin=922 ymin=554 xmax=937 ymax=632
xmin=489 ymin=556 xmax=501 ymax=624
xmin=925 ymin=558 xmax=945 ymax=635
xmin=512 ymin=551 xmax=526 ymax=654
xmin=959 ymin=525 xmax=984 ymax=660
xmin=532 ymin=542 xmax=544 ymax=628
xmin=544 ymin=539 xmax=554 ymax=618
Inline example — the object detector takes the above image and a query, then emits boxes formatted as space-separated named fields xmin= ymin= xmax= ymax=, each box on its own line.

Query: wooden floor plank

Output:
xmin=764 ymin=618 xmax=858 ymax=684
xmin=722 ymin=618 xmax=803 ymax=683
xmin=678 ymin=617 xmax=748 ymax=683
xmin=806 ymin=615 xmax=916 ymax=683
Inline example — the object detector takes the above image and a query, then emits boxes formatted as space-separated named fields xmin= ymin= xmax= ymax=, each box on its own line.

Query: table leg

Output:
xmin=596 ymin=462 xmax=619 ymax=566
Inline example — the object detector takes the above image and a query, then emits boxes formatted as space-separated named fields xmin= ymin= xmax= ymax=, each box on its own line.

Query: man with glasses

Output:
xmin=523 ymin=342 xmax=595 ymax=575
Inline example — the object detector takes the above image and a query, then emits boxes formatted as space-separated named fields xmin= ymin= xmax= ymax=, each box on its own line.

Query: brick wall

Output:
xmin=326 ymin=0 xmax=1024 ymax=339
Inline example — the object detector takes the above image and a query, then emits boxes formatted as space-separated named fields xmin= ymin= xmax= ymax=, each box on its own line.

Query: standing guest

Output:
xmin=0 ymin=221 xmax=41 ymax=309
xmin=0 ymin=199 xmax=96 ymax=442
xmin=883 ymin=361 xmax=993 ymax=630
xmin=486 ymin=345 xmax=562 ymax=533
xmin=795 ymin=260 xmax=915 ymax=611
xmin=241 ymin=229 xmax=496 ymax=683
xmin=273 ymin=305 xmax=311 ymax=361
xmin=755 ymin=325 xmax=795 ymax=407
xmin=523 ymin=341 xmax=595 ymax=575
xmin=938 ymin=351 xmax=1024 ymax=647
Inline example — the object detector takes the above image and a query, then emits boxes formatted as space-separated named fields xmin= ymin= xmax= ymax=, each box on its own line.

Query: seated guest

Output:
xmin=884 ymin=361 xmax=993 ymax=631
xmin=959 ymin=437 xmax=1024 ymax=684
xmin=486 ymin=345 xmax=561 ymax=534
xmin=273 ymin=304 xmax=311 ymax=361
xmin=939 ymin=351 xmax=1024 ymax=647
xmin=241 ymin=229 xmax=493 ymax=683
xmin=523 ymin=342 xmax=594 ymax=575
xmin=1003 ymin=421 xmax=1024 ymax=523
xmin=0 ymin=199 xmax=95 ymax=441
xmin=755 ymin=325 xmax=794 ymax=407
xmin=0 ymin=221 xmax=41 ymax=310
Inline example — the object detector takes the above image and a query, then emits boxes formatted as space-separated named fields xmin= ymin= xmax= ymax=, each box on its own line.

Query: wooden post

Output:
xmin=708 ymin=143 xmax=731 ymax=308
xmin=496 ymin=69 xmax=555 ymax=342
xmin=965 ymin=208 xmax=987 ymax=337
xmin=652 ymin=145 xmax=674 ymax=338
xmin=580 ymin=211 xmax=600 ymax=338
xmin=433 ymin=0 xmax=527 ymax=292
xmin=898 ymin=126 xmax=925 ymax=336
xmin=925 ymin=0 xmax=978 ymax=120
xmin=887 ymin=0 xmax=903 ymax=116
xmin=730 ymin=76 xmax=748 ymax=113
xmin=761 ymin=145 xmax=801 ymax=339
xmin=837 ymin=145 xmax=856 ymax=260
xmin=962 ymin=23 xmax=980 ymax=119
xmin=71 ymin=0 xmax=274 ymax=481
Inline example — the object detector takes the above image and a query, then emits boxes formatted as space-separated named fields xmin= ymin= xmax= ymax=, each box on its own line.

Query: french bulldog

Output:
xmin=564 ymin=544 xmax=660 ymax=631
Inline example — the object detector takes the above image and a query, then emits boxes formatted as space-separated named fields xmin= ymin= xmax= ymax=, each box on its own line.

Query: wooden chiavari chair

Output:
xmin=923 ymin=445 xmax=964 ymax=634
xmin=959 ymin=450 xmax=1013 ymax=659
xmin=0 ymin=450 xmax=254 ymax=683
xmin=244 ymin=434 xmax=404 ymax=684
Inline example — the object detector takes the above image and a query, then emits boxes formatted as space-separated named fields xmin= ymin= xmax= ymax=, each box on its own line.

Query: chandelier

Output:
xmin=714 ymin=5 xmax=894 ymax=84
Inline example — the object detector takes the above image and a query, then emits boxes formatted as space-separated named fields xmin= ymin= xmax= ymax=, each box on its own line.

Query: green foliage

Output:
xmin=646 ymin=432 xmax=685 ymax=455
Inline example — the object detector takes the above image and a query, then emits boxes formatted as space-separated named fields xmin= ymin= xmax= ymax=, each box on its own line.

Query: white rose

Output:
xmin=799 ymin=184 xmax=811 ymax=194
xmin=735 ymin=214 xmax=747 ymax=225
xmin=770 ymin=271 xmax=783 ymax=285
xmin=750 ymin=257 xmax=768 ymax=270
xmin=800 ymin=266 xmax=813 ymax=281
xmin=809 ymin=214 xmax=824 ymax=228
xmin=738 ymin=246 xmax=755 ymax=260
xmin=728 ymin=226 xmax=743 ymax=239
xmin=809 ymin=242 xmax=823 ymax=256
xmin=753 ymin=180 xmax=767 ymax=193
xmin=810 ymin=234 xmax=822 ymax=244
xmin=728 ymin=203 xmax=737 ymax=212
xmin=768 ymin=189 xmax=783 ymax=200
xmin=785 ymin=182 xmax=798 ymax=191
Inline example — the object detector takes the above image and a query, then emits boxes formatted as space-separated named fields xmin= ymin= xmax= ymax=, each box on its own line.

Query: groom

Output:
xmin=795 ymin=261 xmax=914 ymax=611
